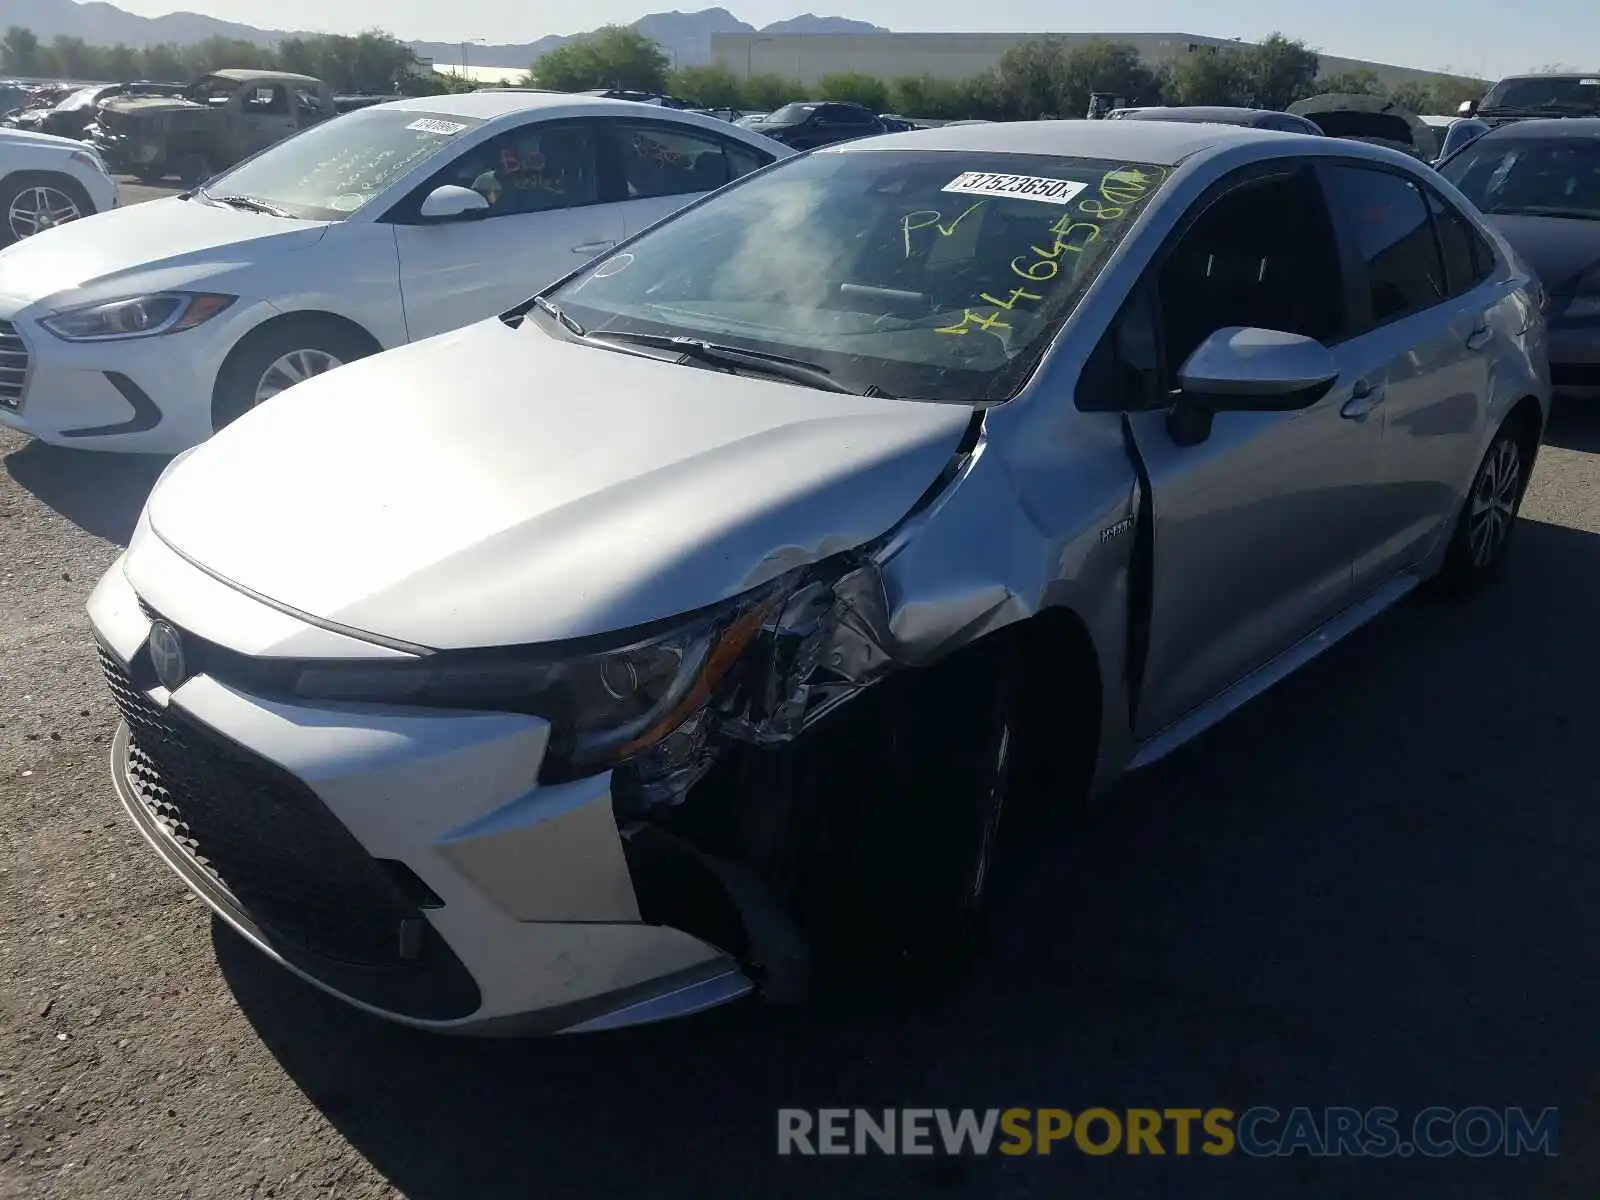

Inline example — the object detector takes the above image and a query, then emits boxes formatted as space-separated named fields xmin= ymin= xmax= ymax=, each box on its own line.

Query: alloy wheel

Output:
xmin=1468 ymin=437 xmax=1522 ymax=568
xmin=253 ymin=349 xmax=343 ymax=406
xmin=7 ymin=185 xmax=83 ymax=240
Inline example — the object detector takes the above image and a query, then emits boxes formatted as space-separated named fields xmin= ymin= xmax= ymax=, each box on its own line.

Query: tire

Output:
xmin=825 ymin=634 xmax=1023 ymax=985
xmin=211 ymin=319 xmax=377 ymax=433
xmin=1434 ymin=420 xmax=1531 ymax=595
xmin=0 ymin=173 xmax=96 ymax=248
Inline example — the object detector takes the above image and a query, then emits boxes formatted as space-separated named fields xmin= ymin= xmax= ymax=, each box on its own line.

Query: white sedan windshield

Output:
xmin=202 ymin=107 xmax=485 ymax=221
xmin=549 ymin=148 xmax=1169 ymax=402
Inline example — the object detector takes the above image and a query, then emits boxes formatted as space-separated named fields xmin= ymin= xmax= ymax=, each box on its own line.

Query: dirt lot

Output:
xmin=3 ymin=185 xmax=1600 ymax=1197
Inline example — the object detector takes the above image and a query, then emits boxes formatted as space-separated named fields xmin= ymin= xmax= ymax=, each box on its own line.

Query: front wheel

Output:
xmin=211 ymin=319 xmax=377 ymax=432
xmin=0 ymin=174 xmax=94 ymax=248
xmin=825 ymin=635 xmax=1023 ymax=984
xmin=1434 ymin=421 xmax=1531 ymax=594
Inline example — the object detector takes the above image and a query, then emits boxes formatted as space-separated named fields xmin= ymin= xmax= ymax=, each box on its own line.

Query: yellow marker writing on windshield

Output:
xmin=902 ymin=201 xmax=987 ymax=257
xmin=935 ymin=308 xmax=1012 ymax=336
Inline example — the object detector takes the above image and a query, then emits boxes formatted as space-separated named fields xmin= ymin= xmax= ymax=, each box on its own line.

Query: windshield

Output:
xmin=1481 ymin=77 xmax=1600 ymax=113
xmin=547 ymin=149 xmax=1170 ymax=403
xmin=200 ymin=107 xmax=484 ymax=221
xmin=1440 ymin=138 xmax=1600 ymax=220
xmin=763 ymin=104 xmax=817 ymax=127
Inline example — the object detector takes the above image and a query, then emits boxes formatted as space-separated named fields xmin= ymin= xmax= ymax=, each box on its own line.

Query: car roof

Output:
xmin=837 ymin=117 xmax=1300 ymax=166
xmin=376 ymin=90 xmax=709 ymax=122
xmin=1476 ymin=116 xmax=1600 ymax=139
xmin=206 ymin=69 xmax=324 ymax=87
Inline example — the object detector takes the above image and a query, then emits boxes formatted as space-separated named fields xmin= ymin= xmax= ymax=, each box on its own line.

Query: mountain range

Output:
xmin=7 ymin=2 xmax=889 ymax=70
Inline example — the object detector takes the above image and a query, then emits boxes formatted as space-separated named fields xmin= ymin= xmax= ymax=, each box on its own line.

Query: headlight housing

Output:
xmin=287 ymin=584 xmax=785 ymax=779
xmin=40 ymin=292 xmax=236 ymax=342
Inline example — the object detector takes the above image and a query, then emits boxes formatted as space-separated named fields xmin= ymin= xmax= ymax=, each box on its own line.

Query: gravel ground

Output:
xmin=2 ymin=184 xmax=1600 ymax=1196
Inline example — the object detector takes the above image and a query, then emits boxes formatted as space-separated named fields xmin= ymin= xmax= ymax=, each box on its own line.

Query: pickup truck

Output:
xmin=88 ymin=69 xmax=336 ymax=184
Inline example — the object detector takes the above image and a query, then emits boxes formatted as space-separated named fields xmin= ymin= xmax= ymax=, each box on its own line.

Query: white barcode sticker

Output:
xmin=407 ymin=118 xmax=468 ymax=135
xmin=943 ymin=172 xmax=1087 ymax=205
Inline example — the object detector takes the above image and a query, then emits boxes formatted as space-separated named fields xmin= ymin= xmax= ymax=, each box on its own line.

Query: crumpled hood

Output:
xmin=1485 ymin=214 xmax=1600 ymax=292
xmin=0 ymin=196 xmax=327 ymax=306
xmin=98 ymin=95 xmax=204 ymax=118
xmin=146 ymin=318 xmax=975 ymax=650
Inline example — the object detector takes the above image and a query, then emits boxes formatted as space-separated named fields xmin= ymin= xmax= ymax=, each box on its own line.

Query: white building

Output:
xmin=433 ymin=63 xmax=528 ymax=86
xmin=711 ymin=31 xmax=1463 ymax=94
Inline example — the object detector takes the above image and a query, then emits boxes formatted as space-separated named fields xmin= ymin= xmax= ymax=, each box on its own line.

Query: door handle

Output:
xmin=1465 ymin=323 xmax=1492 ymax=350
xmin=572 ymin=240 xmax=615 ymax=254
xmin=1340 ymin=379 xmax=1386 ymax=420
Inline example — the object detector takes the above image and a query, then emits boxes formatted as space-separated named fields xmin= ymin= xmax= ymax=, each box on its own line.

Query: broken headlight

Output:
xmin=289 ymin=584 xmax=784 ymax=778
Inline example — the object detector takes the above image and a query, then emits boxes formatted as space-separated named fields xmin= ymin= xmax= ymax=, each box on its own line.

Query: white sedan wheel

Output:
xmin=7 ymin=184 xmax=83 ymax=240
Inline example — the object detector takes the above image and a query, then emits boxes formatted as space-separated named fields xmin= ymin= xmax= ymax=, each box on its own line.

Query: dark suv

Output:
xmin=746 ymin=101 xmax=886 ymax=150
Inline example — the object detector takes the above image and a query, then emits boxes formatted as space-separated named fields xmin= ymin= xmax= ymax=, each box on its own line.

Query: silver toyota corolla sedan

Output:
xmin=88 ymin=120 xmax=1549 ymax=1035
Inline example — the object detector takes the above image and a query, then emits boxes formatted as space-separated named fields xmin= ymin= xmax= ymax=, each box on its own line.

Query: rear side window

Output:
xmin=1323 ymin=165 xmax=1446 ymax=327
xmin=1425 ymin=191 xmax=1495 ymax=296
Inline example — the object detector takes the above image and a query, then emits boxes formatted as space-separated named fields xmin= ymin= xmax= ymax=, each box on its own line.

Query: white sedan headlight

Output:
xmin=40 ymin=293 xmax=236 ymax=342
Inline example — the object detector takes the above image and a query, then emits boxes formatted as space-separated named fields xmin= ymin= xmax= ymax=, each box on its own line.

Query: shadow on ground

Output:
xmin=1543 ymin=396 xmax=1600 ymax=453
xmin=3 ymin=441 xmax=169 ymax=546
xmin=213 ymin=517 xmax=1600 ymax=1197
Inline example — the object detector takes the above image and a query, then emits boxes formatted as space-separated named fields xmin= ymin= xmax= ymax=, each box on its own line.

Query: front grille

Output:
xmin=100 ymin=646 xmax=429 ymax=970
xmin=0 ymin=320 xmax=27 ymax=411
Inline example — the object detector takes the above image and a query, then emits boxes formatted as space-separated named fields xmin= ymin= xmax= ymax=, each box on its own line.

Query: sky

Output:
xmin=100 ymin=0 xmax=1599 ymax=79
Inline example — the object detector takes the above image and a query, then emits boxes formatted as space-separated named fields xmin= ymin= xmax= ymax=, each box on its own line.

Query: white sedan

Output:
xmin=1 ymin=127 xmax=121 ymax=248
xmin=0 ymin=91 xmax=790 ymax=451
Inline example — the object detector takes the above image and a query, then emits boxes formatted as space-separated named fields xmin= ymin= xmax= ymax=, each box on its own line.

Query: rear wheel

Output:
xmin=1434 ymin=421 xmax=1531 ymax=594
xmin=0 ymin=174 xmax=94 ymax=247
xmin=211 ymin=319 xmax=377 ymax=432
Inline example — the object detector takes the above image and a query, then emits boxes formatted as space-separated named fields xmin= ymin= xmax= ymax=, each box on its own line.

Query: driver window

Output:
xmin=1156 ymin=170 xmax=1345 ymax=387
xmin=457 ymin=123 xmax=599 ymax=217
xmin=243 ymin=85 xmax=289 ymax=116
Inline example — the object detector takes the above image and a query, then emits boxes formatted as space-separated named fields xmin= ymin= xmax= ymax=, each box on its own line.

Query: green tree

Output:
xmin=889 ymin=75 xmax=972 ymax=120
xmin=1429 ymin=74 xmax=1489 ymax=113
xmin=1 ymin=26 xmax=44 ymax=75
xmin=141 ymin=43 xmax=186 ymax=82
xmin=103 ymin=42 xmax=140 ymax=81
xmin=49 ymin=35 xmax=99 ymax=79
xmin=1057 ymin=39 xmax=1164 ymax=114
xmin=1168 ymin=48 xmax=1252 ymax=106
xmin=1240 ymin=33 xmax=1320 ymax=108
xmin=817 ymin=71 xmax=889 ymax=111
xmin=671 ymin=64 xmax=742 ymax=108
xmin=1317 ymin=68 xmax=1385 ymax=95
xmin=995 ymin=35 xmax=1072 ymax=118
xmin=740 ymin=72 xmax=801 ymax=110
xmin=531 ymin=25 xmax=669 ymax=93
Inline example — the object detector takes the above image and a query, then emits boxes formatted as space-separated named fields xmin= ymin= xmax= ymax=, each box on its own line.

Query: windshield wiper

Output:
xmin=1487 ymin=204 xmax=1600 ymax=220
xmin=582 ymin=330 xmax=889 ymax=396
xmin=202 ymin=191 xmax=292 ymax=217
xmin=533 ymin=295 xmax=586 ymax=336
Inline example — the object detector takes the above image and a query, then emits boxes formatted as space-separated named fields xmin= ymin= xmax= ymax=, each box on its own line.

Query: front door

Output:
xmin=391 ymin=119 xmax=629 ymax=341
xmin=235 ymin=83 xmax=298 ymax=157
xmin=1124 ymin=166 xmax=1383 ymax=739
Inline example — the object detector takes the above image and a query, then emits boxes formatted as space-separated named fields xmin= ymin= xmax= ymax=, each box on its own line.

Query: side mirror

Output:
xmin=1168 ymin=327 xmax=1339 ymax=445
xmin=418 ymin=184 xmax=490 ymax=221
xmin=1457 ymin=98 xmax=1478 ymax=117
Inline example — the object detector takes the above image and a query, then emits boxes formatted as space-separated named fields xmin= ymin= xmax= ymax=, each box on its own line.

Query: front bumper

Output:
xmin=0 ymin=293 xmax=247 ymax=453
xmin=88 ymin=550 xmax=752 ymax=1034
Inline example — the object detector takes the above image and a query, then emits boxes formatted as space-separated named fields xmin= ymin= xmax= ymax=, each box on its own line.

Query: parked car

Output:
xmin=1110 ymin=105 xmax=1325 ymax=135
xmin=1287 ymin=93 xmax=1440 ymax=161
xmin=88 ymin=69 xmax=337 ymax=184
xmin=87 ymin=119 xmax=1548 ymax=1035
xmin=733 ymin=111 xmax=769 ymax=128
xmin=1438 ymin=117 xmax=1600 ymax=396
xmin=6 ymin=82 xmax=187 ymax=141
xmin=0 ymin=92 xmax=791 ymax=451
xmin=741 ymin=101 xmax=886 ymax=149
xmin=1462 ymin=73 xmax=1600 ymax=123
xmin=0 ymin=127 xmax=119 ymax=251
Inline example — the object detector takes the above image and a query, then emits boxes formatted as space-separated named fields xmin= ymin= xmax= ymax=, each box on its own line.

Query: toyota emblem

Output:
xmin=148 ymin=620 xmax=188 ymax=690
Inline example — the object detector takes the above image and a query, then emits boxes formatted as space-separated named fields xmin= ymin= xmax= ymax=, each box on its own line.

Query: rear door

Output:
xmin=389 ymin=118 xmax=631 ymax=341
xmin=1315 ymin=162 xmax=1495 ymax=591
xmin=1119 ymin=163 xmax=1383 ymax=739
xmin=604 ymin=117 xmax=779 ymax=237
